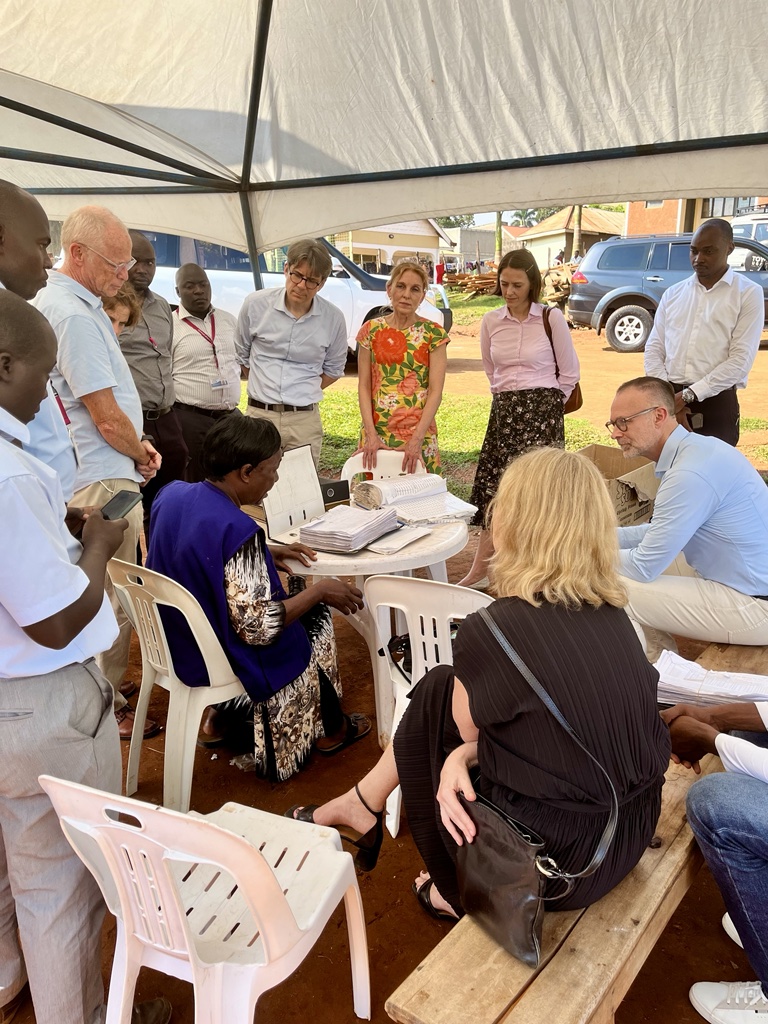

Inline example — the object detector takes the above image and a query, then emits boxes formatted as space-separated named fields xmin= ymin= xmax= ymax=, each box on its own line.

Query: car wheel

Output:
xmin=605 ymin=305 xmax=653 ymax=353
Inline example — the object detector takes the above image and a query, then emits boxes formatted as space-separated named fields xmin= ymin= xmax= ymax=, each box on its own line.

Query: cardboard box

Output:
xmin=577 ymin=445 xmax=659 ymax=526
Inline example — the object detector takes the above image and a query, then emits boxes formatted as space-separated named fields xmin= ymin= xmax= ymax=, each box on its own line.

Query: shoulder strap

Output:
xmin=542 ymin=305 xmax=560 ymax=380
xmin=478 ymin=606 xmax=618 ymax=884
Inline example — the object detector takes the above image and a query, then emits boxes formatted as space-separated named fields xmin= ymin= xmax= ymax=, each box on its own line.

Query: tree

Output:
xmin=534 ymin=206 xmax=562 ymax=222
xmin=508 ymin=208 xmax=537 ymax=228
xmin=495 ymin=211 xmax=503 ymax=263
xmin=586 ymin=203 xmax=626 ymax=213
xmin=572 ymin=204 xmax=583 ymax=258
xmin=435 ymin=214 xmax=475 ymax=229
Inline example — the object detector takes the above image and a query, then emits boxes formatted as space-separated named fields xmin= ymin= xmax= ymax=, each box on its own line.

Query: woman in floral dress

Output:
xmin=356 ymin=262 xmax=449 ymax=473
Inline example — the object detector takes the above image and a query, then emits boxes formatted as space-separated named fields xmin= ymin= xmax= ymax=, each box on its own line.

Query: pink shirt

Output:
xmin=479 ymin=302 xmax=579 ymax=398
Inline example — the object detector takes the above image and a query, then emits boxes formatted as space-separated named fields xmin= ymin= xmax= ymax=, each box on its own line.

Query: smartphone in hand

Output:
xmin=100 ymin=490 xmax=143 ymax=521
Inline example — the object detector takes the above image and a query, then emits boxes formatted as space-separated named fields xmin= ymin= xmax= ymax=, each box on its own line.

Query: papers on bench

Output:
xmin=655 ymin=650 xmax=768 ymax=706
xmin=353 ymin=473 xmax=477 ymax=524
xmin=298 ymin=504 xmax=399 ymax=554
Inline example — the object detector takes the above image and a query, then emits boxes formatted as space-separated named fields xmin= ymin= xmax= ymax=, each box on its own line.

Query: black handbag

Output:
xmin=454 ymin=607 xmax=618 ymax=967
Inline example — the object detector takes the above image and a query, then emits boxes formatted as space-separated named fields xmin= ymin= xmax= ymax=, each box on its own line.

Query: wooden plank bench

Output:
xmin=386 ymin=640 xmax=766 ymax=1024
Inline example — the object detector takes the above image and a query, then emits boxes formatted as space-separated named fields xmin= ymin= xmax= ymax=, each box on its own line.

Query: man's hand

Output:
xmin=436 ymin=743 xmax=479 ymax=846
xmin=80 ymin=509 xmax=128 ymax=560
xmin=673 ymin=390 xmax=692 ymax=430
xmin=64 ymin=504 xmax=99 ymax=537
xmin=319 ymin=578 xmax=364 ymax=615
xmin=239 ymin=365 xmax=249 ymax=381
xmin=136 ymin=439 xmax=162 ymax=481
xmin=270 ymin=542 xmax=318 ymax=571
xmin=667 ymin=715 xmax=719 ymax=773
xmin=661 ymin=703 xmax=717 ymax=728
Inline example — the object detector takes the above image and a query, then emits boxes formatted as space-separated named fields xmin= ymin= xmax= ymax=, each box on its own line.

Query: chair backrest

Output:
xmin=39 ymin=775 xmax=302 ymax=966
xmin=340 ymin=450 xmax=427 ymax=484
xmin=363 ymin=575 xmax=493 ymax=681
xmin=108 ymin=558 xmax=239 ymax=691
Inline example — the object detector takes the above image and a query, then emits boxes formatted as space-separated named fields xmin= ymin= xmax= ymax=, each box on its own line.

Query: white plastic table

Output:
xmin=281 ymin=522 xmax=468 ymax=746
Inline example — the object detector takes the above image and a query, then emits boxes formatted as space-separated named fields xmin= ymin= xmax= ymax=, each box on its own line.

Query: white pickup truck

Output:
xmin=148 ymin=235 xmax=452 ymax=353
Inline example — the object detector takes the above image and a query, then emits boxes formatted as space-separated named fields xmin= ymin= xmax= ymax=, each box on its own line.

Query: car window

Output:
xmin=669 ymin=245 xmax=691 ymax=271
xmin=733 ymin=225 xmax=753 ymax=239
xmin=597 ymin=243 xmax=650 ymax=270
xmin=141 ymin=232 xmax=180 ymax=268
xmin=649 ymin=244 xmax=669 ymax=270
xmin=194 ymin=241 xmax=252 ymax=273
xmin=756 ymin=224 xmax=768 ymax=243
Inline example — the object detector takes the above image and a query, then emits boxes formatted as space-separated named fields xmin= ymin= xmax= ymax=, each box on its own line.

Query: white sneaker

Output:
xmin=723 ymin=913 xmax=744 ymax=949
xmin=690 ymin=981 xmax=768 ymax=1023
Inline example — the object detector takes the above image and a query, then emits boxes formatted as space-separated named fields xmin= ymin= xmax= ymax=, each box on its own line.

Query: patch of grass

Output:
xmin=447 ymin=293 xmax=502 ymax=326
xmin=741 ymin=417 xmax=768 ymax=432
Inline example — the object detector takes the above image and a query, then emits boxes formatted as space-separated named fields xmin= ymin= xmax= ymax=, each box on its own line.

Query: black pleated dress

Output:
xmin=393 ymin=597 xmax=670 ymax=913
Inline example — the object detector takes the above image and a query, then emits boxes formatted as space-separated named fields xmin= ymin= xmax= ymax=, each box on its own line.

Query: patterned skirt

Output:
xmin=470 ymin=387 xmax=565 ymax=525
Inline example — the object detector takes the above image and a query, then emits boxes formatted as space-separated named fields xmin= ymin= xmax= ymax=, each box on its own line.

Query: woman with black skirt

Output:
xmin=459 ymin=249 xmax=579 ymax=590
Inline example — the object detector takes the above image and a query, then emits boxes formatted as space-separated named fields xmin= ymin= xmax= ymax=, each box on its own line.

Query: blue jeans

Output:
xmin=687 ymin=771 xmax=768 ymax=991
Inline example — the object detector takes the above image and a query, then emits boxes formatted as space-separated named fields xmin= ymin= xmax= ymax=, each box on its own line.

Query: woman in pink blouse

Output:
xmin=459 ymin=249 xmax=580 ymax=589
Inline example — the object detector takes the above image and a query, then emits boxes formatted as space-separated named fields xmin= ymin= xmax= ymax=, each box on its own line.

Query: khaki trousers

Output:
xmin=244 ymin=404 xmax=323 ymax=467
xmin=71 ymin=478 xmax=143 ymax=698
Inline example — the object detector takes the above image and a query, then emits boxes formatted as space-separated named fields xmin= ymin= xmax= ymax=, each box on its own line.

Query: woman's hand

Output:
xmin=400 ymin=435 xmax=425 ymax=475
xmin=436 ymin=742 xmax=479 ymax=846
xmin=667 ymin=715 xmax=719 ymax=773
xmin=358 ymin=434 xmax=390 ymax=470
xmin=319 ymin=578 xmax=364 ymax=615
xmin=269 ymin=542 xmax=317 ymax=572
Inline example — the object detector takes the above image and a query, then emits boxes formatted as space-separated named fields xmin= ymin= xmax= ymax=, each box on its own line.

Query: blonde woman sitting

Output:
xmin=288 ymin=448 xmax=670 ymax=919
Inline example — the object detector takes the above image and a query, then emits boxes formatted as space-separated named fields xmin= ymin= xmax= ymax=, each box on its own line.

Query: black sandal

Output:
xmin=315 ymin=713 xmax=371 ymax=756
xmin=412 ymin=877 xmax=460 ymax=922
xmin=285 ymin=784 xmax=384 ymax=871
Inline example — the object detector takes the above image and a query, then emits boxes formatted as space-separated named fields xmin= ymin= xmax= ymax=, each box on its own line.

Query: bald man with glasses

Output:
xmin=236 ymin=238 xmax=347 ymax=466
xmin=607 ymin=376 xmax=768 ymax=658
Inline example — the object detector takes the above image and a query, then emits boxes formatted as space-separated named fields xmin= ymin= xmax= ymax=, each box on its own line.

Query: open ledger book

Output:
xmin=298 ymin=505 xmax=398 ymax=554
xmin=354 ymin=473 xmax=477 ymax=524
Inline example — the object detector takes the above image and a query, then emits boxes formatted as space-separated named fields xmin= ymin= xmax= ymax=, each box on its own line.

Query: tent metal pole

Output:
xmin=240 ymin=0 xmax=274 ymax=186
xmin=0 ymin=147 xmax=233 ymax=188
xmin=0 ymin=96 xmax=233 ymax=182
xmin=240 ymin=192 xmax=263 ymax=290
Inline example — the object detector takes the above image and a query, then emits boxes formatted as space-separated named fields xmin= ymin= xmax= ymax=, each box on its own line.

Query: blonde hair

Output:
xmin=388 ymin=260 xmax=429 ymax=292
xmin=489 ymin=447 xmax=626 ymax=609
xmin=61 ymin=205 xmax=129 ymax=250
xmin=102 ymin=282 xmax=142 ymax=328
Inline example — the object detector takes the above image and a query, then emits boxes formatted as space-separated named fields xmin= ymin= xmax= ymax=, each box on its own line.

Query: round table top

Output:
xmin=280 ymin=521 xmax=468 ymax=577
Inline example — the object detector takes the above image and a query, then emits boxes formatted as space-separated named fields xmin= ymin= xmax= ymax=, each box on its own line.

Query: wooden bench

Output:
xmin=386 ymin=641 xmax=766 ymax=1024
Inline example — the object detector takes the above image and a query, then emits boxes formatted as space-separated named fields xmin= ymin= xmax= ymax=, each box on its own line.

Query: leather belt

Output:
xmin=143 ymin=406 xmax=173 ymax=420
xmin=174 ymin=402 xmax=235 ymax=420
xmin=248 ymin=397 xmax=315 ymax=413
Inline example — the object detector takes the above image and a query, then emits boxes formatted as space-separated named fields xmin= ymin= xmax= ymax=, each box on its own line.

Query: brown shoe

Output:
xmin=0 ymin=983 xmax=29 ymax=1024
xmin=115 ymin=705 xmax=161 ymax=741
xmin=118 ymin=678 xmax=138 ymax=699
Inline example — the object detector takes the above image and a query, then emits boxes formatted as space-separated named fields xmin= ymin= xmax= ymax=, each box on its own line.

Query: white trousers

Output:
xmin=0 ymin=661 xmax=121 ymax=1024
xmin=622 ymin=558 xmax=768 ymax=647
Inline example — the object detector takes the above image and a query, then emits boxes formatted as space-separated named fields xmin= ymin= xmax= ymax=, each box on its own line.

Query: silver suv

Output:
xmin=567 ymin=233 xmax=768 ymax=352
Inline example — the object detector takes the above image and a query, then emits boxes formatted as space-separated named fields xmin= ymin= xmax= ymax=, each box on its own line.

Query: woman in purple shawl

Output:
xmin=147 ymin=413 xmax=369 ymax=782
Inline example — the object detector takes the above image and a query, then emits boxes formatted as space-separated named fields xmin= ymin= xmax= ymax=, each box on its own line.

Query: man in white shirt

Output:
xmin=171 ymin=263 xmax=241 ymax=481
xmin=0 ymin=290 xmax=164 ymax=1024
xmin=644 ymin=218 xmax=764 ymax=446
xmin=237 ymin=238 xmax=348 ymax=466
xmin=32 ymin=206 xmax=163 ymax=739
xmin=664 ymin=701 xmax=768 ymax=1024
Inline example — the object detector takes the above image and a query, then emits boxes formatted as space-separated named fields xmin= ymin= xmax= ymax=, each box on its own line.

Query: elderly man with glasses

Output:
xmin=607 ymin=376 xmax=768 ymax=658
xmin=32 ymin=205 xmax=162 ymax=740
xmin=236 ymin=238 xmax=347 ymax=466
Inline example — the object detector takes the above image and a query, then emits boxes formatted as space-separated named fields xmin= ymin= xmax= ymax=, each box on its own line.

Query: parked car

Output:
xmin=567 ymin=233 xmax=768 ymax=352
xmin=145 ymin=234 xmax=451 ymax=354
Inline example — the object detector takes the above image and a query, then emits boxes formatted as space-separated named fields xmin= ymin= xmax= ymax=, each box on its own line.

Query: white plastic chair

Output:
xmin=362 ymin=576 xmax=493 ymax=837
xmin=39 ymin=776 xmax=371 ymax=1024
xmin=108 ymin=558 xmax=246 ymax=813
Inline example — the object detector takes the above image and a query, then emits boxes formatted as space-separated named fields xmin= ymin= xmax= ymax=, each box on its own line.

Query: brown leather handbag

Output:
xmin=454 ymin=607 xmax=618 ymax=967
xmin=542 ymin=305 xmax=583 ymax=414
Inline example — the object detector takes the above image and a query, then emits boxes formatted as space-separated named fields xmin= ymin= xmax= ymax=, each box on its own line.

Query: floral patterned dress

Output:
xmin=356 ymin=316 xmax=449 ymax=473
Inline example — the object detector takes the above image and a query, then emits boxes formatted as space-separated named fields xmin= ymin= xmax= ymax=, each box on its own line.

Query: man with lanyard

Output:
xmin=32 ymin=206 xmax=162 ymax=740
xmin=0 ymin=291 xmax=171 ymax=1024
xmin=236 ymin=238 xmax=348 ymax=466
xmin=119 ymin=230 xmax=188 ymax=536
xmin=644 ymin=218 xmax=764 ymax=446
xmin=171 ymin=263 xmax=241 ymax=481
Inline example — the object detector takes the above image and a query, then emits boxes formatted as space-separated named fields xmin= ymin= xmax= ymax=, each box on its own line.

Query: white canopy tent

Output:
xmin=1 ymin=0 xmax=767 ymax=280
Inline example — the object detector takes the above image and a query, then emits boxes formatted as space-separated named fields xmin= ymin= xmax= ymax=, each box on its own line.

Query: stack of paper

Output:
xmin=655 ymin=650 xmax=768 ymax=706
xmin=299 ymin=504 xmax=398 ymax=554
xmin=354 ymin=473 xmax=477 ymax=524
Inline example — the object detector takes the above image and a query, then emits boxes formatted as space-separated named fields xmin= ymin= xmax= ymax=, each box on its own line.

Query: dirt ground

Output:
xmin=15 ymin=319 xmax=762 ymax=1023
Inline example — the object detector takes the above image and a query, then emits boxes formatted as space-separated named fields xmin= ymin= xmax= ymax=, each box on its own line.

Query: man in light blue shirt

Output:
xmin=237 ymin=238 xmax=347 ymax=466
xmin=608 ymin=376 xmax=768 ymax=652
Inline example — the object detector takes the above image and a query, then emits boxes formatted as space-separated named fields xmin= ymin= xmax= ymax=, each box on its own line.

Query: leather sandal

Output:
xmin=412 ymin=876 xmax=460 ymax=921
xmin=315 ymin=712 xmax=371 ymax=756
xmin=285 ymin=784 xmax=384 ymax=871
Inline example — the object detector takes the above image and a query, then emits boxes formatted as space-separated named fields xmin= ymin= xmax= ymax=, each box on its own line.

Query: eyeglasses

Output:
xmin=76 ymin=242 xmax=136 ymax=274
xmin=287 ymin=268 xmax=323 ymax=290
xmin=605 ymin=407 xmax=659 ymax=433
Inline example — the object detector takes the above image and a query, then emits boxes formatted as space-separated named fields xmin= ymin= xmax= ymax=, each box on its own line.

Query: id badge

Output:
xmin=210 ymin=378 xmax=229 ymax=391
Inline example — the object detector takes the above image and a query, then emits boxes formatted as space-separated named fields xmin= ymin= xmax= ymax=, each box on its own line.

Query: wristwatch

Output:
xmin=681 ymin=387 xmax=698 ymax=405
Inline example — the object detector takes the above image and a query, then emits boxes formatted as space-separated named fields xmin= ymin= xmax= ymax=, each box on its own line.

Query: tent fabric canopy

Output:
xmin=1 ymin=0 xmax=767 ymax=255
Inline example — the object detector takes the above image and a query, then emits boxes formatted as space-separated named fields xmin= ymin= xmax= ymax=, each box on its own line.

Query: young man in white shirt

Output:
xmin=664 ymin=701 xmax=768 ymax=1024
xmin=0 ymin=291 xmax=170 ymax=1024
xmin=644 ymin=218 xmax=764 ymax=446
